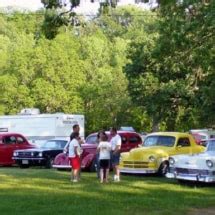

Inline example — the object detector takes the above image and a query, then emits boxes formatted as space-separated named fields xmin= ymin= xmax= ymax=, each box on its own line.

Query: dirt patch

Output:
xmin=188 ymin=208 xmax=215 ymax=215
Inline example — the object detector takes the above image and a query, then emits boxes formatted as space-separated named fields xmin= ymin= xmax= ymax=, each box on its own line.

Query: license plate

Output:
xmin=22 ymin=160 xmax=29 ymax=164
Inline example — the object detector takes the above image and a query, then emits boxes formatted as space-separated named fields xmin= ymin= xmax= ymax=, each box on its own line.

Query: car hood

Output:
xmin=172 ymin=151 xmax=215 ymax=161
xmin=125 ymin=146 xmax=171 ymax=159
xmin=171 ymin=151 xmax=215 ymax=169
xmin=15 ymin=148 xmax=62 ymax=153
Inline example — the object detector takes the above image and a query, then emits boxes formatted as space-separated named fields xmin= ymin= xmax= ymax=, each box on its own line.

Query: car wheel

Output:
xmin=158 ymin=161 xmax=169 ymax=176
xmin=45 ymin=157 xmax=54 ymax=169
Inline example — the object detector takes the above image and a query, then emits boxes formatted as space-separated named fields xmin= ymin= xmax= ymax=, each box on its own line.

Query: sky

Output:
xmin=0 ymin=0 xmax=43 ymax=11
xmin=0 ymin=0 xmax=158 ymax=14
xmin=0 ymin=0 xmax=100 ymax=14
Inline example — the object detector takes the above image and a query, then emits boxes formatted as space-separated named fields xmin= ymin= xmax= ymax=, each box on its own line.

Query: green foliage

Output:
xmin=0 ymin=1 xmax=214 ymax=133
xmin=126 ymin=1 xmax=214 ymax=131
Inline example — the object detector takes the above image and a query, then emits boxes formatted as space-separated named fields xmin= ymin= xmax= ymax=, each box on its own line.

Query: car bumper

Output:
xmin=166 ymin=172 xmax=215 ymax=183
xmin=13 ymin=157 xmax=44 ymax=160
xmin=52 ymin=164 xmax=71 ymax=169
xmin=13 ymin=157 xmax=45 ymax=166
xmin=52 ymin=164 xmax=86 ymax=169
xmin=120 ymin=168 xmax=157 ymax=174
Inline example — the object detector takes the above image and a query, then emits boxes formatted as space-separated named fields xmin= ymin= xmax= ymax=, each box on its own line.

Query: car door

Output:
xmin=127 ymin=133 xmax=142 ymax=151
xmin=0 ymin=135 xmax=17 ymax=165
xmin=0 ymin=137 xmax=7 ymax=165
xmin=119 ymin=133 xmax=128 ymax=153
xmin=175 ymin=137 xmax=193 ymax=155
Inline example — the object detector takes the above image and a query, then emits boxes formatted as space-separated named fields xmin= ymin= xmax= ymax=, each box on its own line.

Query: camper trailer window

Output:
xmin=0 ymin=128 xmax=8 ymax=132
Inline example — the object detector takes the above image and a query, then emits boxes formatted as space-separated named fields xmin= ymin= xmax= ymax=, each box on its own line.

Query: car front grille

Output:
xmin=17 ymin=152 xmax=34 ymax=157
xmin=122 ymin=161 xmax=149 ymax=168
xmin=176 ymin=168 xmax=209 ymax=176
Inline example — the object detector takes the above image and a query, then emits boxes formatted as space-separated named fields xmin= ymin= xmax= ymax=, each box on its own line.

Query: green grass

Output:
xmin=0 ymin=168 xmax=215 ymax=215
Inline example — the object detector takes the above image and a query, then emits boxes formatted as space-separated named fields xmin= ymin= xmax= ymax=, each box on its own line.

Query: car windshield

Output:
xmin=41 ymin=140 xmax=68 ymax=149
xmin=206 ymin=140 xmax=215 ymax=152
xmin=143 ymin=136 xmax=175 ymax=147
xmin=85 ymin=135 xmax=97 ymax=144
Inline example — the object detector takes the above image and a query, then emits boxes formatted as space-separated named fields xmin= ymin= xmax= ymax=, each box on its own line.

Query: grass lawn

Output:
xmin=0 ymin=168 xmax=215 ymax=215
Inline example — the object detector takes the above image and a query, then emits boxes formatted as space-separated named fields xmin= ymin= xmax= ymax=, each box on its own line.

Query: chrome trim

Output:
xmin=120 ymin=168 xmax=157 ymax=174
xmin=12 ymin=157 xmax=45 ymax=160
xmin=52 ymin=165 xmax=71 ymax=169
xmin=166 ymin=172 xmax=215 ymax=182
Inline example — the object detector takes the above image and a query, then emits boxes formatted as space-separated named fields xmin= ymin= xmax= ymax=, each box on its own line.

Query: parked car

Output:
xmin=166 ymin=139 xmax=215 ymax=183
xmin=139 ymin=131 xmax=148 ymax=142
xmin=13 ymin=138 xmax=69 ymax=168
xmin=52 ymin=131 xmax=142 ymax=171
xmin=119 ymin=132 xmax=205 ymax=176
xmin=190 ymin=129 xmax=215 ymax=146
xmin=0 ymin=133 xmax=35 ymax=166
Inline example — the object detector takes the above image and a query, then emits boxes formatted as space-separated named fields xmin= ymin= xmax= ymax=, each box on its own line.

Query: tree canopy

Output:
xmin=0 ymin=0 xmax=214 ymax=134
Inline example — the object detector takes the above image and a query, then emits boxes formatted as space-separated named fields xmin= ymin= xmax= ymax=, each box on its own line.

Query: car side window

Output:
xmin=17 ymin=136 xmax=25 ymax=144
xmin=60 ymin=141 xmax=68 ymax=148
xmin=4 ymin=136 xmax=16 ymax=144
xmin=177 ymin=138 xmax=191 ymax=147
xmin=86 ymin=135 xmax=97 ymax=144
xmin=129 ymin=135 xmax=141 ymax=144
xmin=119 ymin=135 xmax=127 ymax=144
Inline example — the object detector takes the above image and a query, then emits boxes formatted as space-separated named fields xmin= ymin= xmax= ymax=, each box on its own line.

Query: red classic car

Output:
xmin=52 ymin=131 xmax=142 ymax=171
xmin=0 ymin=133 xmax=35 ymax=166
xmin=190 ymin=129 xmax=215 ymax=146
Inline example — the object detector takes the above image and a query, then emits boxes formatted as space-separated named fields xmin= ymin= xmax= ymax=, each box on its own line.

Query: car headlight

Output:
xmin=169 ymin=157 xmax=175 ymax=165
xmin=206 ymin=160 xmax=213 ymax=168
xmin=13 ymin=152 xmax=18 ymax=156
xmin=148 ymin=155 xmax=156 ymax=162
xmin=38 ymin=152 xmax=43 ymax=157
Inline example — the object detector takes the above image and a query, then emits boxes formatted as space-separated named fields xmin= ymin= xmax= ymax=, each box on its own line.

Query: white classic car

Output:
xmin=166 ymin=139 xmax=215 ymax=182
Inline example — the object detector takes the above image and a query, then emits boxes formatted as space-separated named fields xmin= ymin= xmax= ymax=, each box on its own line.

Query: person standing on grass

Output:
xmin=95 ymin=130 xmax=105 ymax=179
xmin=97 ymin=132 xmax=111 ymax=183
xmin=110 ymin=127 xmax=122 ymax=182
xmin=64 ymin=124 xmax=84 ymax=153
xmin=68 ymin=132 xmax=82 ymax=182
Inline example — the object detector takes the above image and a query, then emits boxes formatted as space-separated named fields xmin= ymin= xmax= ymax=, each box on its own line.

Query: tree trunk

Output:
xmin=152 ymin=117 xmax=159 ymax=132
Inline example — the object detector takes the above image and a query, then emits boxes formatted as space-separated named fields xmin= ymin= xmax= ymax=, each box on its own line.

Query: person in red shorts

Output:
xmin=68 ymin=132 xmax=82 ymax=182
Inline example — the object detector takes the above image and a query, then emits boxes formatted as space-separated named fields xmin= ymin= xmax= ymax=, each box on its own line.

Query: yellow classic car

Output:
xmin=119 ymin=132 xmax=205 ymax=175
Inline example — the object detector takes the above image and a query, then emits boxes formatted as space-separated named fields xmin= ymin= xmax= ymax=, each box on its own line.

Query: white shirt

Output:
xmin=68 ymin=139 xmax=81 ymax=158
xmin=98 ymin=141 xmax=111 ymax=160
xmin=110 ymin=134 xmax=122 ymax=151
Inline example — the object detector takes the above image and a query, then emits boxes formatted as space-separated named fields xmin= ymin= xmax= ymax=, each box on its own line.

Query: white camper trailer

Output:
xmin=0 ymin=108 xmax=84 ymax=146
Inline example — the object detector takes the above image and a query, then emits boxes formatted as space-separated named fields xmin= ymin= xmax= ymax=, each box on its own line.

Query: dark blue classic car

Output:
xmin=12 ymin=139 xmax=68 ymax=168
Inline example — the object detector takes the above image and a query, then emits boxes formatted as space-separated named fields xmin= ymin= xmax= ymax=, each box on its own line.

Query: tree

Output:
xmin=78 ymin=27 xmax=131 ymax=133
xmin=41 ymin=0 xmax=81 ymax=39
xmin=126 ymin=0 xmax=214 ymax=131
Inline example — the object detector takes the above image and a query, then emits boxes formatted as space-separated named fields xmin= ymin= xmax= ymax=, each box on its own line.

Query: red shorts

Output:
xmin=69 ymin=156 xmax=81 ymax=170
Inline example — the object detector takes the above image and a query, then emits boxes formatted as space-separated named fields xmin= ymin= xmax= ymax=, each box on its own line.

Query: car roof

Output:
xmin=0 ymin=132 xmax=25 ymax=137
xmin=206 ymin=138 xmax=215 ymax=141
xmin=147 ymin=132 xmax=191 ymax=138
xmin=87 ymin=131 xmax=139 ymax=136
xmin=46 ymin=138 xmax=69 ymax=141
